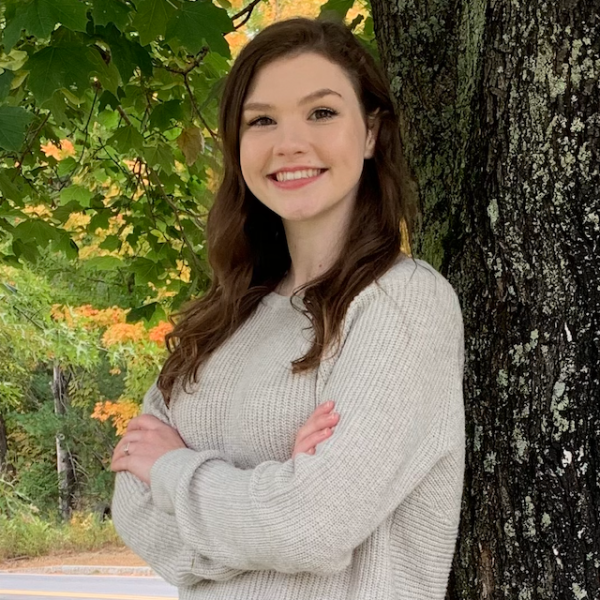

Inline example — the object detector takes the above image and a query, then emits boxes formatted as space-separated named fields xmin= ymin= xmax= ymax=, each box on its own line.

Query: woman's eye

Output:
xmin=248 ymin=116 xmax=274 ymax=127
xmin=312 ymin=108 xmax=337 ymax=120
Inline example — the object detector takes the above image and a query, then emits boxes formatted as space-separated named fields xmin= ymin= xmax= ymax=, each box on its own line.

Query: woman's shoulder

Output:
xmin=349 ymin=255 xmax=462 ymax=323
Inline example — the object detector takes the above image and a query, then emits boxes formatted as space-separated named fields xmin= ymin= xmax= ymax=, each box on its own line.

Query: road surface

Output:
xmin=0 ymin=573 xmax=177 ymax=600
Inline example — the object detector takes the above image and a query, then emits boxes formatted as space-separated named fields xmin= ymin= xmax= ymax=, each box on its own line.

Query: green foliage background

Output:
xmin=0 ymin=0 xmax=375 ymax=524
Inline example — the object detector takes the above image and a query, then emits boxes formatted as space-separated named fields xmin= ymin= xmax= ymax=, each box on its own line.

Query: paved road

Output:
xmin=0 ymin=573 xmax=178 ymax=600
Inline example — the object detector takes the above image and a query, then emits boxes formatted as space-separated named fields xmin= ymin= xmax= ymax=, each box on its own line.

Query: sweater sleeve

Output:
xmin=149 ymin=265 xmax=465 ymax=575
xmin=111 ymin=383 xmax=246 ymax=586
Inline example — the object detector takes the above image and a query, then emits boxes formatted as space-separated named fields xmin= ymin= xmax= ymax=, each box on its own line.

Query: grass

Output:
xmin=0 ymin=511 xmax=124 ymax=561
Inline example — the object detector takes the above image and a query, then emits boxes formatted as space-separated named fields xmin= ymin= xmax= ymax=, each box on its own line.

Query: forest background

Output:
xmin=1 ymin=0 xmax=599 ymax=599
xmin=0 ymin=0 xmax=368 ymax=555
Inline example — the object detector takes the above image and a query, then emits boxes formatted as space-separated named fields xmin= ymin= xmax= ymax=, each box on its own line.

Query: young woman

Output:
xmin=111 ymin=17 xmax=465 ymax=600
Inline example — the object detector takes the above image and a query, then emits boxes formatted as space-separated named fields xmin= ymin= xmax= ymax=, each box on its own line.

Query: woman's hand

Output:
xmin=110 ymin=415 xmax=187 ymax=485
xmin=292 ymin=401 xmax=340 ymax=458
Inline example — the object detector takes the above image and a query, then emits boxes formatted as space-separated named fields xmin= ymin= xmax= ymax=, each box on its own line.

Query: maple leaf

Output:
xmin=176 ymin=126 xmax=205 ymax=166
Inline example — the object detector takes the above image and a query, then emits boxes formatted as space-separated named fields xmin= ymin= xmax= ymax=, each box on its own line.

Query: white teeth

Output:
xmin=275 ymin=169 xmax=322 ymax=182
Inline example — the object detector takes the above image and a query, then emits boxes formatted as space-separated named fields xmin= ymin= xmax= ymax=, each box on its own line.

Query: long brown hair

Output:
xmin=158 ymin=17 xmax=416 ymax=405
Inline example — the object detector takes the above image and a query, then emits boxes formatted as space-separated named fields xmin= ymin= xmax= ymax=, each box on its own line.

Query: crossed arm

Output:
xmin=111 ymin=380 xmax=339 ymax=585
xmin=111 ymin=271 xmax=464 ymax=583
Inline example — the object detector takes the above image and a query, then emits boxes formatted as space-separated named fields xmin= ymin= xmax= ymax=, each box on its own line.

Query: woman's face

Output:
xmin=239 ymin=52 xmax=376 ymax=229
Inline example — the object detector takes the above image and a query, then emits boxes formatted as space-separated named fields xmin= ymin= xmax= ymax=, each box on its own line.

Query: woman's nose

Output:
xmin=273 ymin=122 xmax=310 ymax=156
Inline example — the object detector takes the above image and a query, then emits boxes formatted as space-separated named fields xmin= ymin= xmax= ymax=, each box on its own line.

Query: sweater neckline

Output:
xmin=262 ymin=291 xmax=305 ymax=309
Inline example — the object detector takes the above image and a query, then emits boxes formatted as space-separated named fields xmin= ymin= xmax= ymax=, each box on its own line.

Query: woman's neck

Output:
xmin=275 ymin=200 xmax=355 ymax=296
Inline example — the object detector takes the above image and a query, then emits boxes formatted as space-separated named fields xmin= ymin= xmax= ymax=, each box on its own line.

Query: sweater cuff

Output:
xmin=150 ymin=448 xmax=222 ymax=514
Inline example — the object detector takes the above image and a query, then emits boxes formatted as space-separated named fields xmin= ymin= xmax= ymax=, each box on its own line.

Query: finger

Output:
xmin=115 ymin=431 xmax=142 ymax=451
xmin=304 ymin=426 xmax=335 ymax=450
xmin=126 ymin=414 xmax=163 ymax=432
xmin=296 ymin=411 xmax=339 ymax=446
xmin=294 ymin=427 xmax=335 ymax=457
xmin=111 ymin=448 xmax=128 ymax=472
xmin=315 ymin=411 xmax=340 ymax=430
xmin=311 ymin=401 xmax=335 ymax=418
xmin=296 ymin=404 xmax=335 ymax=441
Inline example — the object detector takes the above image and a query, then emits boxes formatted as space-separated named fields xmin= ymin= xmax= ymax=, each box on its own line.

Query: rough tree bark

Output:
xmin=371 ymin=0 xmax=600 ymax=598
xmin=52 ymin=363 xmax=76 ymax=521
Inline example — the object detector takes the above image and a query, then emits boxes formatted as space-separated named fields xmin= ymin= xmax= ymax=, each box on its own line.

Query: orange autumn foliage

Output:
xmin=148 ymin=321 xmax=173 ymax=345
xmin=51 ymin=304 xmax=127 ymax=329
xmin=226 ymin=1 xmax=369 ymax=59
xmin=102 ymin=322 xmax=146 ymax=347
xmin=91 ymin=399 xmax=140 ymax=435
xmin=40 ymin=139 xmax=76 ymax=160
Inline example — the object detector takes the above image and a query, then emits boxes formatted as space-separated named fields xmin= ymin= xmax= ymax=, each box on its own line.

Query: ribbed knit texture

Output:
xmin=112 ymin=257 xmax=465 ymax=600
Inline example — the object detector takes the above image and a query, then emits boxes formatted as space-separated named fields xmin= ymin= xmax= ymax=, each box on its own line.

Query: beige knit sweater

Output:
xmin=112 ymin=257 xmax=465 ymax=600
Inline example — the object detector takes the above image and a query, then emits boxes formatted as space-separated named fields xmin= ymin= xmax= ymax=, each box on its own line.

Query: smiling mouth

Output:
xmin=268 ymin=168 xmax=328 ymax=183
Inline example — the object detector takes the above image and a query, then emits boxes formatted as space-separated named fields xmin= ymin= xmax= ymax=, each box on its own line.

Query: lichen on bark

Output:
xmin=371 ymin=0 xmax=600 ymax=597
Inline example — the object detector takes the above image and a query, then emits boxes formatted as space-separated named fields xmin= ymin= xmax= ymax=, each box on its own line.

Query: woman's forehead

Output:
xmin=244 ymin=53 xmax=357 ymax=108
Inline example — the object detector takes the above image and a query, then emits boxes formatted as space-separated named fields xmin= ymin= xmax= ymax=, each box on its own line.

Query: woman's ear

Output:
xmin=364 ymin=111 xmax=380 ymax=159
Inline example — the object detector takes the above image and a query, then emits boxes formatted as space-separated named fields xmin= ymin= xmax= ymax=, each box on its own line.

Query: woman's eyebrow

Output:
xmin=243 ymin=88 xmax=343 ymax=112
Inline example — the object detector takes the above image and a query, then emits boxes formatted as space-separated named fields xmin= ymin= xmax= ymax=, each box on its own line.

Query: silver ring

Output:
xmin=124 ymin=442 xmax=130 ymax=456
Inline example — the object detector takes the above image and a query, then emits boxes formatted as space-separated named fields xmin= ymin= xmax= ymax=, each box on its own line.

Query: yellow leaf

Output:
xmin=176 ymin=126 xmax=204 ymax=165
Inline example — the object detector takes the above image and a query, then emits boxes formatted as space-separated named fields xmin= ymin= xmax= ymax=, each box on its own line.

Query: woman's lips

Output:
xmin=268 ymin=169 xmax=327 ymax=190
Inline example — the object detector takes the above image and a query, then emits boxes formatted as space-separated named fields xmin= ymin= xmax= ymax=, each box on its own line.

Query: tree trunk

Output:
xmin=52 ymin=364 xmax=75 ymax=521
xmin=371 ymin=0 xmax=600 ymax=598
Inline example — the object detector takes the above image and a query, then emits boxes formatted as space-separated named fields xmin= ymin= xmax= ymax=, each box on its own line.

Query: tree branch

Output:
xmin=232 ymin=0 xmax=265 ymax=29
xmin=182 ymin=74 xmax=221 ymax=152
xmin=117 ymin=106 xmax=133 ymax=127
xmin=14 ymin=112 xmax=50 ymax=177
xmin=163 ymin=48 xmax=222 ymax=151
xmin=146 ymin=166 xmax=206 ymax=278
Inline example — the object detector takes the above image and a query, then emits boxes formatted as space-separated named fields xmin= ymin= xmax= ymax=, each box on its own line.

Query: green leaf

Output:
xmin=126 ymin=301 xmax=165 ymax=324
xmin=0 ymin=172 xmax=25 ymax=203
xmin=2 ymin=0 xmax=89 ymax=52
xmin=40 ymin=91 xmax=71 ymax=127
xmin=131 ymin=257 xmax=162 ymax=285
xmin=99 ymin=235 xmax=121 ymax=251
xmin=84 ymin=256 xmax=124 ymax=270
xmin=1 ymin=253 xmax=21 ymax=268
xmin=88 ymin=210 xmax=112 ymax=232
xmin=361 ymin=16 xmax=374 ymax=39
xmin=52 ymin=230 xmax=79 ymax=259
xmin=318 ymin=0 xmax=355 ymax=22
xmin=97 ymin=24 xmax=153 ymax=83
xmin=60 ymin=185 xmax=93 ymax=208
xmin=111 ymin=36 xmax=153 ymax=81
xmin=0 ymin=106 xmax=34 ymax=152
xmin=88 ymin=51 xmax=121 ymax=96
xmin=166 ymin=0 xmax=234 ymax=57
xmin=133 ymin=0 xmax=178 ymax=46
xmin=98 ymin=90 xmax=120 ymax=112
xmin=142 ymin=143 xmax=174 ymax=174
xmin=26 ymin=45 xmax=95 ymax=103
xmin=0 ymin=169 xmax=26 ymax=206
xmin=12 ymin=239 xmax=40 ymax=263
xmin=108 ymin=125 xmax=145 ymax=154
xmin=13 ymin=219 xmax=58 ymax=245
xmin=53 ymin=200 xmax=81 ymax=224
xmin=92 ymin=0 xmax=131 ymax=30
xmin=0 ymin=50 xmax=28 ymax=71
xmin=148 ymin=99 xmax=183 ymax=130
xmin=56 ymin=156 xmax=77 ymax=177
xmin=0 ymin=71 xmax=14 ymax=102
